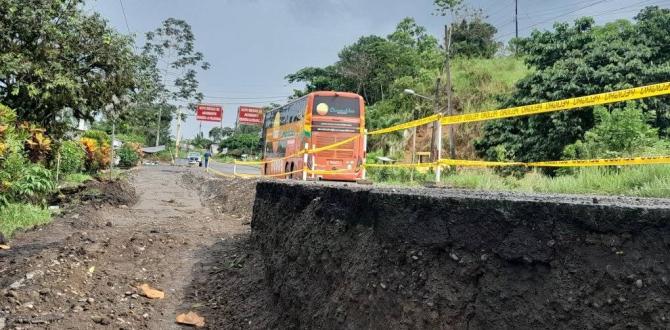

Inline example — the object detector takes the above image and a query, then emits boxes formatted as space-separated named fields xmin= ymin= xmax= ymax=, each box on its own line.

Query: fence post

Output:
xmin=311 ymin=145 xmax=316 ymax=179
xmin=302 ymin=143 xmax=308 ymax=181
xmin=233 ymin=161 xmax=237 ymax=176
xmin=362 ymin=131 xmax=368 ymax=180
xmin=436 ymin=118 xmax=442 ymax=184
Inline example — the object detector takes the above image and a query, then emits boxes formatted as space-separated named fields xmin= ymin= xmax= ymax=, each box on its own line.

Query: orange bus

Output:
xmin=261 ymin=91 xmax=366 ymax=181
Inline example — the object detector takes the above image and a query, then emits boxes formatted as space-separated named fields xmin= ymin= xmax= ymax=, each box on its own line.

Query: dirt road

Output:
xmin=0 ymin=166 xmax=255 ymax=329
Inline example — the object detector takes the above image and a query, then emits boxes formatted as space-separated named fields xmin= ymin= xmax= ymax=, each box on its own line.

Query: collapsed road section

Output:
xmin=252 ymin=181 xmax=670 ymax=329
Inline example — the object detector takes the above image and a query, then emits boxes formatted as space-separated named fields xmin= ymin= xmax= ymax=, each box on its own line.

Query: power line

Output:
xmin=118 ymin=0 xmax=131 ymax=35
xmin=201 ymin=95 xmax=290 ymax=100
xmin=497 ymin=0 xmax=669 ymax=41
xmin=496 ymin=0 xmax=612 ymax=40
xmin=587 ymin=0 xmax=666 ymax=17
xmin=190 ymin=98 xmax=288 ymax=106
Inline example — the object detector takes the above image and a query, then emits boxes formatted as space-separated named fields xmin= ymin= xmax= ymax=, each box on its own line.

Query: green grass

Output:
xmin=60 ymin=173 xmax=93 ymax=188
xmin=452 ymin=57 xmax=531 ymax=114
xmin=0 ymin=203 xmax=52 ymax=238
xmin=440 ymin=165 xmax=670 ymax=198
xmin=213 ymin=155 xmax=236 ymax=163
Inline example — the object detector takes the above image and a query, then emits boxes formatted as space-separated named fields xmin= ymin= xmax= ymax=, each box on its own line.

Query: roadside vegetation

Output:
xmin=289 ymin=1 xmax=670 ymax=197
xmin=0 ymin=0 xmax=208 ymax=239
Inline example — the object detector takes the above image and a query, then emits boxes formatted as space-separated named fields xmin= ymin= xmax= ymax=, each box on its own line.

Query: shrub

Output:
xmin=11 ymin=164 xmax=56 ymax=204
xmin=80 ymin=137 xmax=111 ymax=172
xmin=22 ymin=124 xmax=52 ymax=163
xmin=0 ymin=104 xmax=20 ymax=159
xmin=58 ymin=141 xmax=86 ymax=174
xmin=563 ymin=104 xmax=666 ymax=159
xmin=82 ymin=130 xmax=111 ymax=146
xmin=0 ymin=159 xmax=55 ymax=204
xmin=118 ymin=143 xmax=142 ymax=168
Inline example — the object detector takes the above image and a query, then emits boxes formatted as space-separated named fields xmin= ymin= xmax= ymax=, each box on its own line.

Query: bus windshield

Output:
xmin=312 ymin=96 xmax=360 ymax=118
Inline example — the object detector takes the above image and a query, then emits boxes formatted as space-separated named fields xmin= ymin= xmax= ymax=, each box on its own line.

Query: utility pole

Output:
xmin=444 ymin=25 xmax=456 ymax=160
xmin=515 ymin=0 xmax=519 ymax=39
xmin=434 ymin=77 xmax=442 ymax=184
xmin=174 ymin=106 xmax=183 ymax=160
xmin=110 ymin=119 xmax=116 ymax=180
xmin=155 ymin=104 xmax=162 ymax=147
xmin=432 ymin=78 xmax=441 ymax=163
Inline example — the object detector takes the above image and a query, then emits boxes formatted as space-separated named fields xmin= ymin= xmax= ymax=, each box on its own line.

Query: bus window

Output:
xmin=312 ymin=96 xmax=360 ymax=118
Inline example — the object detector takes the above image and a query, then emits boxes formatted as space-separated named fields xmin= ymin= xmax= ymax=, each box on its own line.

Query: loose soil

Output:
xmin=0 ymin=166 xmax=262 ymax=329
xmin=5 ymin=165 xmax=669 ymax=329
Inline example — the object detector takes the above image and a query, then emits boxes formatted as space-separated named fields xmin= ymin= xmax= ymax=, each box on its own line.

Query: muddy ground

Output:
xmin=0 ymin=166 xmax=263 ymax=329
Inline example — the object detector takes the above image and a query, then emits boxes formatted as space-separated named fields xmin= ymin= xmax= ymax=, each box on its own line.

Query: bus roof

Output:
xmin=266 ymin=91 xmax=364 ymax=113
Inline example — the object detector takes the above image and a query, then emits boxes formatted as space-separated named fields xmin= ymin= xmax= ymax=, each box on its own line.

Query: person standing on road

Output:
xmin=204 ymin=150 xmax=212 ymax=169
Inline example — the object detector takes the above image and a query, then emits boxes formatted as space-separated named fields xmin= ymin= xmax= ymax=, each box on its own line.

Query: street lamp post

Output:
xmin=404 ymin=86 xmax=442 ymax=184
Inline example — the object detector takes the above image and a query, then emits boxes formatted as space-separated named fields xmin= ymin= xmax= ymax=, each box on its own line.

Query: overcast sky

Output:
xmin=88 ymin=0 xmax=668 ymax=139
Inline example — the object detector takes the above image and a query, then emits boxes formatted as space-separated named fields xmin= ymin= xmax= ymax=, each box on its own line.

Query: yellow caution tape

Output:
xmin=306 ymin=135 xmax=360 ymax=154
xmin=233 ymin=135 xmax=360 ymax=166
xmin=439 ymin=156 xmax=670 ymax=168
xmin=207 ymin=168 xmax=239 ymax=178
xmin=439 ymin=159 xmax=524 ymax=167
xmin=234 ymin=150 xmax=305 ymax=165
xmin=441 ymin=82 xmax=670 ymax=125
xmin=368 ymin=114 xmax=441 ymax=135
xmin=527 ymin=156 xmax=670 ymax=167
xmin=364 ymin=162 xmax=438 ymax=168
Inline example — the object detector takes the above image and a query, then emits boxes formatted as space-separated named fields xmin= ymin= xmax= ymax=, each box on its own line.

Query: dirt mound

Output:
xmin=53 ymin=178 xmax=137 ymax=208
xmin=182 ymin=171 xmax=258 ymax=220
xmin=80 ymin=179 xmax=137 ymax=206
xmin=252 ymin=181 xmax=670 ymax=329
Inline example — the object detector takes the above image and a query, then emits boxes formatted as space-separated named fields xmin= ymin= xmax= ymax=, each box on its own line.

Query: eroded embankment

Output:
xmin=252 ymin=182 xmax=670 ymax=329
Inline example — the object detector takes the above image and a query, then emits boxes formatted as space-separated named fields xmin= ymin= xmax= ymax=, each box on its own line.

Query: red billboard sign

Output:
xmin=196 ymin=104 xmax=223 ymax=122
xmin=237 ymin=106 xmax=264 ymax=126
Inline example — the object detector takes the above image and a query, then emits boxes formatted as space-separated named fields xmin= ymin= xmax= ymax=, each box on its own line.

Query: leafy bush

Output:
xmin=562 ymin=104 xmax=667 ymax=159
xmin=11 ymin=164 xmax=56 ymax=204
xmin=0 ymin=159 xmax=55 ymax=205
xmin=21 ymin=123 xmax=52 ymax=163
xmin=58 ymin=141 xmax=86 ymax=174
xmin=118 ymin=143 xmax=142 ymax=168
xmin=82 ymin=130 xmax=111 ymax=145
xmin=0 ymin=104 xmax=20 ymax=159
xmin=80 ymin=137 xmax=111 ymax=172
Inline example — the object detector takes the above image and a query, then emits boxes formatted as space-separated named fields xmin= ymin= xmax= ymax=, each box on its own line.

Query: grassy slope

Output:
xmin=450 ymin=56 xmax=530 ymax=159
xmin=0 ymin=203 xmax=51 ymax=238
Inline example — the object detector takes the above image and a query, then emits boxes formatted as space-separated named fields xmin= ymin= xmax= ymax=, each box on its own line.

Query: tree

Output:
xmin=287 ymin=18 xmax=441 ymax=106
xmin=220 ymin=133 xmax=260 ymax=156
xmin=209 ymin=127 xmax=234 ymax=143
xmin=475 ymin=10 xmax=670 ymax=167
xmin=0 ymin=0 xmax=138 ymax=137
xmin=433 ymin=0 xmax=465 ymax=16
xmin=142 ymin=18 xmax=210 ymax=146
xmin=451 ymin=17 xmax=499 ymax=58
